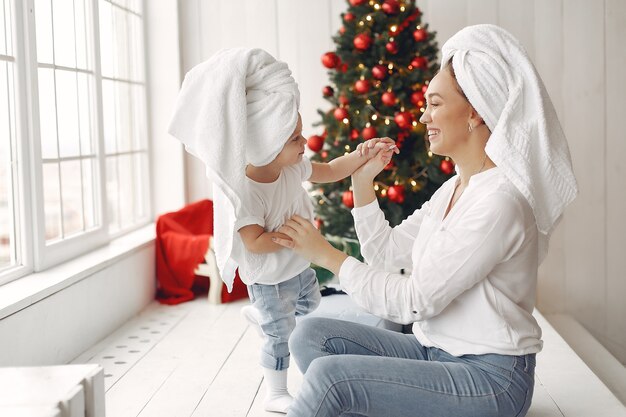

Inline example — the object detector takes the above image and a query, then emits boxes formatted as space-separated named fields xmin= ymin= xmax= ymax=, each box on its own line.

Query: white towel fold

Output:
xmin=441 ymin=24 xmax=578 ymax=261
xmin=168 ymin=48 xmax=300 ymax=291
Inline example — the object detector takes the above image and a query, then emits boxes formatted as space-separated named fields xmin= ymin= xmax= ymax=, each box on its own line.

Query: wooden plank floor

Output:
xmin=71 ymin=297 xmax=625 ymax=417
xmin=71 ymin=298 xmax=302 ymax=417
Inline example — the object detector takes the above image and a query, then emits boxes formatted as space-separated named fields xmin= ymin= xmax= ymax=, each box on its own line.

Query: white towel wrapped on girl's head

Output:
xmin=168 ymin=48 xmax=300 ymax=291
xmin=441 ymin=24 xmax=578 ymax=261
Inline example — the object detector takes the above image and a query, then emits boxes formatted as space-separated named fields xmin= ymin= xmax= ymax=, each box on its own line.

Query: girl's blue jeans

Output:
xmin=247 ymin=267 xmax=321 ymax=371
xmin=287 ymin=317 xmax=535 ymax=417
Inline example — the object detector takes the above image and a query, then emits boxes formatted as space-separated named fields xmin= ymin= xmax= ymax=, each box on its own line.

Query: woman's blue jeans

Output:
xmin=287 ymin=317 xmax=535 ymax=417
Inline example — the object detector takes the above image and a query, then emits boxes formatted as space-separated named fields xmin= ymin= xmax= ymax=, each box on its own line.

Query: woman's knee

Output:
xmin=290 ymin=317 xmax=334 ymax=372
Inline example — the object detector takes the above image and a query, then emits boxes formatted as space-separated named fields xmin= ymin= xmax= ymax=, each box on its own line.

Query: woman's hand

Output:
xmin=353 ymin=141 xmax=398 ymax=181
xmin=273 ymin=215 xmax=348 ymax=275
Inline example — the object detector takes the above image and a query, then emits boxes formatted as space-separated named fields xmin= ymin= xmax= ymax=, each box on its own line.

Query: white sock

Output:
xmin=263 ymin=368 xmax=293 ymax=413
xmin=240 ymin=305 xmax=264 ymax=338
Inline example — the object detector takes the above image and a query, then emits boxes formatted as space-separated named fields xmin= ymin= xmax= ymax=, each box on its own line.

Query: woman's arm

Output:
xmin=349 ymin=147 xmax=426 ymax=270
xmin=340 ymin=191 xmax=531 ymax=324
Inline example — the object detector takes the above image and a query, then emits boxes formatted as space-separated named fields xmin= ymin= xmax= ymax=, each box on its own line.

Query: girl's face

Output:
xmin=275 ymin=113 xmax=306 ymax=167
xmin=419 ymin=68 xmax=473 ymax=158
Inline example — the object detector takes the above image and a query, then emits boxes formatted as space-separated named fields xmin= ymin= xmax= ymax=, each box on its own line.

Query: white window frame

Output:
xmin=0 ymin=0 xmax=151 ymax=277
xmin=0 ymin=0 xmax=32 ymax=285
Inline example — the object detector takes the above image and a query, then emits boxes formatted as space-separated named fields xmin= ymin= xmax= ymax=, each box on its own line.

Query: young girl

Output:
xmin=168 ymin=48 xmax=397 ymax=414
xmin=236 ymin=113 xmax=396 ymax=413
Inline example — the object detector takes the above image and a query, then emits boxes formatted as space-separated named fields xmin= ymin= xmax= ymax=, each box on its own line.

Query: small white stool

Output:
xmin=194 ymin=236 xmax=224 ymax=304
xmin=0 ymin=364 xmax=105 ymax=417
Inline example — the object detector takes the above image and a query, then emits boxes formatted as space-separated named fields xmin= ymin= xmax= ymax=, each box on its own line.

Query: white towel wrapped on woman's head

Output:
xmin=168 ymin=48 xmax=300 ymax=291
xmin=441 ymin=24 xmax=578 ymax=261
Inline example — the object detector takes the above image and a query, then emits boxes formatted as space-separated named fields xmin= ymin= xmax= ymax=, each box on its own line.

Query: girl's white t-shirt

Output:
xmin=234 ymin=157 xmax=315 ymax=285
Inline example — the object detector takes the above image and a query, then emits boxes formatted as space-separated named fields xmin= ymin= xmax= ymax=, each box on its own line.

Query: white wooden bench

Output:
xmin=0 ymin=364 xmax=105 ymax=417
xmin=308 ymin=293 xmax=626 ymax=417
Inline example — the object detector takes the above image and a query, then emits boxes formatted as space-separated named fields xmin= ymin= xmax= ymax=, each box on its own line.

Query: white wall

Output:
xmin=178 ymin=0 xmax=626 ymax=365
xmin=0 ymin=245 xmax=155 ymax=366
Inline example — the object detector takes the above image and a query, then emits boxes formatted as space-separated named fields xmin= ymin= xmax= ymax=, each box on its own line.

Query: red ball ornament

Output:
xmin=372 ymin=64 xmax=388 ymax=80
xmin=322 ymin=85 xmax=334 ymax=97
xmin=385 ymin=41 xmax=398 ymax=54
xmin=387 ymin=185 xmax=405 ymax=203
xmin=339 ymin=26 xmax=346 ymax=35
xmin=340 ymin=63 xmax=348 ymax=73
xmin=349 ymin=0 xmax=366 ymax=5
xmin=421 ymin=84 xmax=429 ymax=94
xmin=394 ymin=112 xmax=413 ymax=129
xmin=362 ymin=126 xmax=378 ymax=140
xmin=344 ymin=12 xmax=355 ymax=22
xmin=411 ymin=56 xmax=428 ymax=69
xmin=382 ymin=0 xmax=400 ymax=15
xmin=321 ymin=52 xmax=340 ymax=69
xmin=334 ymin=107 xmax=349 ymax=121
xmin=413 ymin=28 xmax=428 ymax=42
xmin=410 ymin=91 xmax=425 ymax=107
xmin=381 ymin=91 xmax=397 ymax=106
xmin=307 ymin=135 xmax=325 ymax=152
xmin=339 ymin=94 xmax=350 ymax=106
xmin=354 ymin=79 xmax=371 ymax=94
xmin=354 ymin=33 xmax=372 ymax=50
xmin=314 ymin=218 xmax=323 ymax=230
xmin=440 ymin=159 xmax=455 ymax=175
xmin=321 ymin=150 xmax=328 ymax=159
xmin=342 ymin=190 xmax=354 ymax=208
xmin=350 ymin=129 xmax=360 ymax=141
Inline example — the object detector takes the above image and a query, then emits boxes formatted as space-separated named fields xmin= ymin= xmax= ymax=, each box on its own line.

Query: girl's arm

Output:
xmin=239 ymin=224 xmax=292 ymax=254
xmin=308 ymin=138 xmax=398 ymax=183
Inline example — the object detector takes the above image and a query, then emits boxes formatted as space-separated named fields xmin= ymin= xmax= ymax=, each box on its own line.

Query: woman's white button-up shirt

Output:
xmin=338 ymin=167 xmax=543 ymax=356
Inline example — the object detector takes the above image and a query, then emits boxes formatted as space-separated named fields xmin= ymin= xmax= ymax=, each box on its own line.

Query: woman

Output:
xmin=273 ymin=24 xmax=578 ymax=417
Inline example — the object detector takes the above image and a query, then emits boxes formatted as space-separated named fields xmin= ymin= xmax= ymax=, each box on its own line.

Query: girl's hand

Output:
xmin=273 ymin=215 xmax=345 ymax=270
xmin=356 ymin=137 xmax=399 ymax=159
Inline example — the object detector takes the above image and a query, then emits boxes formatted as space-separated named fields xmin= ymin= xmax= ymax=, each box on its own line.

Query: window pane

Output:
xmin=116 ymin=80 xmax=131 ymax=153
xmin=77 ymin=72 xmax=93 ymax=155
xmin=60 ymin=160 xmax=83 ymax=236
xmin=43 ymin=163 xmax=61 ymax=241
xmin=118 ymin=153 xmax=133 ymax=229
xmin=129 ymin=13 xmax=143 ymax=82
xmin=133 ymin=152 xmax=147 ymax=220
xmin=0 ymin=0 xmax=7 ymax=56
xmin=132 ymin=84 xmax=145 ymax=150
xmin=34 ymin=0 xmax=53 ymax=64
xmin=102 ymin=78 xmax=116 ymax=153
xmin=106 ymin=156 xmax=119 ymax=232
xmin=112 ymin=4 xmax=129 ymax=79
xmin=0 ymin=60 xmax=17 ymax=270
xmin=82 ymin=158 xmax=96 ymax=229
xmin=52 ymin=0 xmax=77 ymax=67
xmin=98 ymin=0 xmax=112 ymax=77
xmin=38 ymin=67 xmax=58 ymax=159
xmin=56 ymin=69 xmax=80 ymax=157
xmin=74 ymin=0 xmax=89 ymax=70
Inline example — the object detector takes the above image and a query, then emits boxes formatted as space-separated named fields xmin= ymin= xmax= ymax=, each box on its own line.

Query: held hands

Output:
xmin=354 ymin=137 xmax=400 ymax=180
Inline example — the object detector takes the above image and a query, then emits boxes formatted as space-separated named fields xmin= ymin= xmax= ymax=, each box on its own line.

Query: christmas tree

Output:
xmin=308 ymin=0 xmax=454 ymax=245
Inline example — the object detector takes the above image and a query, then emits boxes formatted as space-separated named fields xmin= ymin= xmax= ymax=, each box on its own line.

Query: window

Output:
xmin=99 ymin=0 xmax=148 ymax=235
xmin=0 ymin=0 xmax=150 ymax=282
xmin=0 ymin=0 xmax=20 ymax=282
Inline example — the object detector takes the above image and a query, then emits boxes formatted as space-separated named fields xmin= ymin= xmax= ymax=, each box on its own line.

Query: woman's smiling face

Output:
xmin=419 ymin=67 xmax=474 ymax=158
